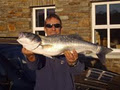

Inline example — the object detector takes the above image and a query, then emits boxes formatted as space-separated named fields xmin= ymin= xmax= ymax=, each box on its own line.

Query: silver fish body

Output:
xmin=17 ymin=32 xmax=112 ymax=64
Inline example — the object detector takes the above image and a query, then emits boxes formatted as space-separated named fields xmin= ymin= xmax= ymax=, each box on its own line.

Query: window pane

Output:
xmin=110 ymin=4 xmax=120 ymax=24
xmin=47 ymin=8 xmax=55 ymax=17
xmin=95 ymin=29 xmax=107 ymax=47
xmin=35 ymin=31 xmax=45 ymax=36
xmin=110 ymin=29 xmax=120 ymax=48
xmin=36 ymin=9 xmax=44 ymax=27
xmin=95 ymin=5 xmax=107 ymax=25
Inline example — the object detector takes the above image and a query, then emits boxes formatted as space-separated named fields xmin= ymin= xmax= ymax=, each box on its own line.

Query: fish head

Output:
xmin=17 ymin=32 xmax=42 ymax=50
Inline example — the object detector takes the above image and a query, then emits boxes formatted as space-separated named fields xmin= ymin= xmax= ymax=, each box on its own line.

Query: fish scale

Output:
xmin=17 ymin=32 xmax=113 ymax=64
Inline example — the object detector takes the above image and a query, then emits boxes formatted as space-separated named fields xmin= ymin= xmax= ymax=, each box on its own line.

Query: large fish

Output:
xmin=17 ymin=32 xmax=112 ymax=64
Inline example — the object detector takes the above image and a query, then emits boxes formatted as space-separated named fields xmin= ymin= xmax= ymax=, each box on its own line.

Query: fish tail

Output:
xmin=97 ymin=46 xmax=113 ymax=64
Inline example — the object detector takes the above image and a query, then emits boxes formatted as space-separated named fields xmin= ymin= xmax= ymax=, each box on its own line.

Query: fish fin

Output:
xmin=67 ymin=34 xmax=83 ymax=40
xmin=38 ymin=35 xmax=49 ymax=40
xmin=97 ymin=53 xmax=106 ymax=64
xmin=83 ymin=50 xmax=93 ymax=54
xmin=42 ymin=45 xmax=53 ymax=49
xmin=97 ymin=47 xmax=113 ymax=64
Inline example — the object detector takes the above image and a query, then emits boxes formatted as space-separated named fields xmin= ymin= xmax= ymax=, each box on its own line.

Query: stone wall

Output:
xmin=106 ymin=59 xmax=120 ymax=74
xmin=0 ymin=0 xmax=30 ymax=37
xmin=0 ymin=0 xmax=91 ymax=40
xmin=0 ymin=0 xmax=55 ymax=37
xmin=29 ymin=0 xmax=55 ymax=6
xmin=55 ymin=0 xmax=91 ymax=41
xmin=0 ymin=0 xmax=120 ymax=74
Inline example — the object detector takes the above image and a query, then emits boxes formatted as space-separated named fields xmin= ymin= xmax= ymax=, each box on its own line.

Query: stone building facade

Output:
xmin=0 ymin=0 xmax=120 ymax=74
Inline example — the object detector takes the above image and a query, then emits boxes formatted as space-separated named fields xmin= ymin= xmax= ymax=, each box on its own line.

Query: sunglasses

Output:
xmin=45 ymin=24 xmax=61 ymax=28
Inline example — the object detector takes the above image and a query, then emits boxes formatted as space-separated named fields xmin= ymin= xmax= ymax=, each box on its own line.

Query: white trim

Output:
xmin=92 ymin=1 xmax=120 ymax=5
xmin=93 ymin=25 xmax=120 ymax=29
xmin=32 ymin=6 xmax=55 ymax=34
xmin=107 ymin=28 xmax=110 ymax=48
xmin=107 ymin=3 xmax=110 ymax=25
xmin=92 ymin=3 xmax=95 ymax=43
xmin=92 ymin=1 xmax=120 ymax=54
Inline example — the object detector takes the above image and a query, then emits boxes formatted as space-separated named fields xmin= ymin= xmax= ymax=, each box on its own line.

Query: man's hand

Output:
xmin=64 ymin=49 xmax=78 ymax=66
xmin=22 ymin=47 xmax=36 ymax=62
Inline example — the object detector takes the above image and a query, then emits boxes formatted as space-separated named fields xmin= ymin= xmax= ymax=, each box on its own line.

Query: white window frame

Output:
xmin=32 ymin=6 xmax=55 ymax=34
xmin=92 ymin=1 xmax=120 ymax=53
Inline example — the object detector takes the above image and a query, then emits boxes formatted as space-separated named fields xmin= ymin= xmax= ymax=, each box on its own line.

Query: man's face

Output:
xmin=44 ymin=17 xmax=62 ymax=36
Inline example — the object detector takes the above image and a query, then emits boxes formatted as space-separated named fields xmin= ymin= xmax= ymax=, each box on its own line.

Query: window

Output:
xmin=32 ymin=5 xmax=55 ymax=35
xmin=92 ymin=1 xmax=120 ymax=52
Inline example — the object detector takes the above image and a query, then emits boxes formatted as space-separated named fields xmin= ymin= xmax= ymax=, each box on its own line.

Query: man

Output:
xmin=22 ymin=14 xmax=85 ymax=90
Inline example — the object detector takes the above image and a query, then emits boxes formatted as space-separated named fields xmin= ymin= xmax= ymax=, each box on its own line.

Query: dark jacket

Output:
xmin=26 ymin=55 xmax=85 ymax=90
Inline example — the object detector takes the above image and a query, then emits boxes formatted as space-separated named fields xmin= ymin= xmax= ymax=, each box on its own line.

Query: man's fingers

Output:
xmin=64 ymin=51 xmax=74 ymax=58
xmin=72 ymin=49 xmax=78 ymax=59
